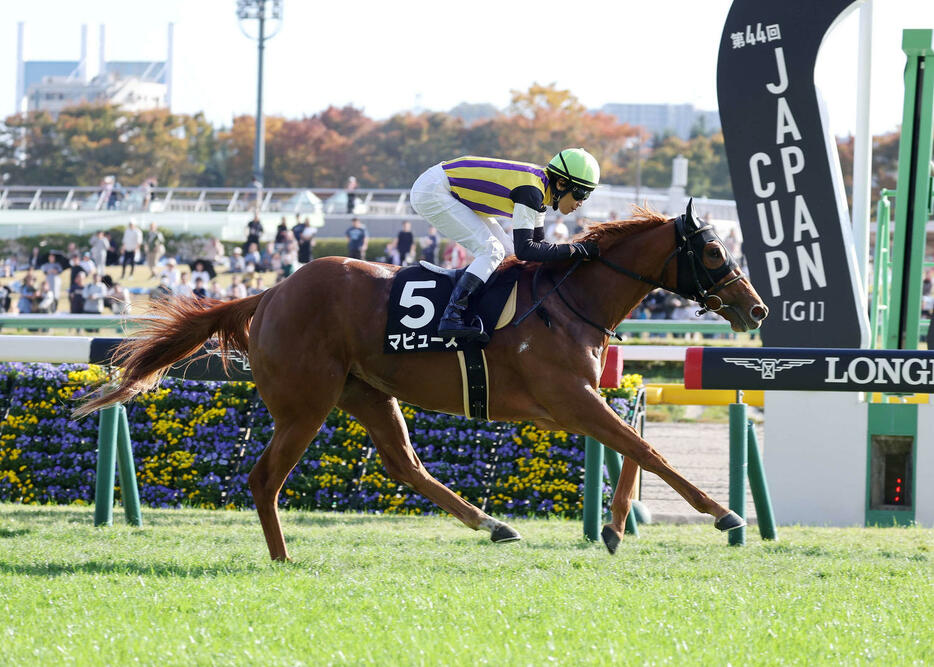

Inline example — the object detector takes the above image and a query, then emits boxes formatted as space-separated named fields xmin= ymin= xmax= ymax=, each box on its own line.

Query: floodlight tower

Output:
xmin=237 ymin=0 xmax=283 ymax=190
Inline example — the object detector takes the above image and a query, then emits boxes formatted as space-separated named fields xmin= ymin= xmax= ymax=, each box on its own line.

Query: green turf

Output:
xmin=1 ymin=504 xmax=931 ymax=665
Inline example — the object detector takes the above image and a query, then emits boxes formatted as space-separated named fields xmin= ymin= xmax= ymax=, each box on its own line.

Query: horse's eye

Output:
xmin=703 ymin=244 xmax=725 ymax=269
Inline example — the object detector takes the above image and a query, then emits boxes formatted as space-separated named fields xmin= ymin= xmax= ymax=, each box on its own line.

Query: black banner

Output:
xmin=685 ymin=347 xmax=934 ymax=394
xmin=717 ymin=0 xmax=868 ymax=347
xmin=89 ymin=338 xmax=254 ymax=382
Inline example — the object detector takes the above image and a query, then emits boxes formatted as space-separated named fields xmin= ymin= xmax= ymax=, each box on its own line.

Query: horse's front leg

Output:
xmin=600 ymin=455 xmax=639 ymax=554
xmin=549 ymin=387 xmax=744 ymax=532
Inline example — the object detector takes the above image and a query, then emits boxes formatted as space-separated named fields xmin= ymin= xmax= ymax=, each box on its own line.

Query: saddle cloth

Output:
xmin=383 ymin=264 xmax=520 ymax=354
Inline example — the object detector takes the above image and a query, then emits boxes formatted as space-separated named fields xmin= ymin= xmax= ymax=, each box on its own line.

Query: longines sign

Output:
xmin=717 ymin=0 xmax=869 ymax=347
xmin=685 ymin=347 xmax=934 ymax=394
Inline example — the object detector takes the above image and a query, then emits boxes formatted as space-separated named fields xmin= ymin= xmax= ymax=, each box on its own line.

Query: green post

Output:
xmin=870 ymin=193 xmax=892 ymax=348
xmin=115 ymin=405 xmax=142 ymax=526
xmin=604 ymin=448 xmax=638 ymax=536
xmin=583 ymin=436 xmax=604 ymax=541
xmin=886 ymin=29 xmax=934 ymax=350
xmin=94 ymin=405 xmax=119 ymax=527
xmin=746 ymin=420 xmax=777 ymax=541
xmin=728 ymin=398 xmax=747 ymax=546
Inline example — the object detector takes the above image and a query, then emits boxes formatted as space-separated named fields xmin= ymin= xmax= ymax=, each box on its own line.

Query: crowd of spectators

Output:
xmin=0 ymin=213 xmax=315 ymax=317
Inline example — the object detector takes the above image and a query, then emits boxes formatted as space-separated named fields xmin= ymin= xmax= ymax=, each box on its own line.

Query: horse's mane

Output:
xmin=500 ymin=206 xmax=669 ymax=271
xmin=572 ymin=206 xmax=669 ymax=246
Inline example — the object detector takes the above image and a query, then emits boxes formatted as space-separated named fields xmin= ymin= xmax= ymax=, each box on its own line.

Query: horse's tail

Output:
xmin=73 ymin=293 xmax=264 ymax=419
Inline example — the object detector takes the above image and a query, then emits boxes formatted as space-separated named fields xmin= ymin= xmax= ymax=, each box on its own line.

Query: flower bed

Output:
xmin=0 ymin=363 xmax=642 ymax=518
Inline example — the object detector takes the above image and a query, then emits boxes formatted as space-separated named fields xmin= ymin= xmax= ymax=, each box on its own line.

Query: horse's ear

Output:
xmin=684 ymin=198 xmax=700 ymax=229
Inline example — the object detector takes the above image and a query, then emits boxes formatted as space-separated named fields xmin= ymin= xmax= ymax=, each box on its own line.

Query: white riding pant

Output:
xmin=410 ymin=163 xmax=514 ymax=282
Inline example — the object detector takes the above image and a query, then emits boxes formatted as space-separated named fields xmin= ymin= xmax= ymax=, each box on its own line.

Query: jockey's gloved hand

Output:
xmin=571 ymin=240 xmax=600 ymax=259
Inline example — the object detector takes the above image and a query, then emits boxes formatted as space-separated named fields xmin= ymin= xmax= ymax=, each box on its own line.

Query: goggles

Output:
xmin=571 ymin=187 xmax=593 ymax=201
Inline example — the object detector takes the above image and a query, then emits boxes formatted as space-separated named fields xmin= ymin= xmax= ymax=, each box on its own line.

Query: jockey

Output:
xmin=410 ymin=148 xmax=601 ymax=342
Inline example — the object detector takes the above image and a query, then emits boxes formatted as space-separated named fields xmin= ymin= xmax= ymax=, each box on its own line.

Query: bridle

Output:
xmin=514 ymin=214 xmax=746 ymax=340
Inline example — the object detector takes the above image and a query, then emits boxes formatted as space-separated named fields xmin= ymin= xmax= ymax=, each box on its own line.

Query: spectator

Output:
xmin=145 ymin=222 xmax=166 ymax=278
xmin=249 ymin=276 xmax=266 ymax=295
xmin=192 ymin=277 xmax=208 ymax=300
xmin=345 ymin=176 xmax=358 ymax=214
xmin=139 ymin=177 xmax=157 ymax=211
xmin=244 ymin=242 xmax=262 ymax=268
xmin=90 ymin=231 xmax=110 ymax=270
xmin=120 ymin=220 xmax=143 ymax=278
xmin=99 ymin=175 xmax=115 ymax=209
xmin=203 ymin=236 xmax=225 ymax=267
xmin=109 ymin=282 xmax=131 ymax=314
xmin=69 ymin=273 xmax=86 ymax=314
xmin=79 ymin=252 xmax=97 ymax=276
xmin=82 ymin=273 xmax=107 ymax=314
xmin=443 ymin=242 xmax=469 ymax=269
xmin=383 ymin=239 xmax=401 ymax=266
xmin=16 ymin=272 xmax=38 ymax=313
xmin=244 ymin=213 xmax=264 ymax=253
xmin=229 ymin=248 xmax=246 ymax=273
xmin=176 ymin=271 xmax=194 ymax=298
xmin=208 ymin=280 xmax=225 ymax=300
xmin=160 ymin=258 xmax=181 ymax=289
xmin=297 ymin=219 xmax=316 ymax=264
xmin=545 ymin=216 xmax=570 ymax=243
xmin=420 ymin=226 xmax=439 ymax=265
xmin=228 ymin=275 xmax=247 ymax=300
xmin=396 ymin=221 xmax=415 ymax=266
xmin=107 ymin=179 xmax=123 ymax=209
xmin=28 ymin=247 xmax=41 ymax=270
xmin=39 ymin=253 xmax=63 ymax=310
xmin=150 ymin=277 xmax=173 ymax=302
xmin=260 ymin=242 xmax=277 ymax=271
xmin=274 ymin=217 xmax=291 ymax=249
xmin=68 ymin=254 xmax=86 ymax=291
xmin=281 ymin=241 xmax=298 ymax=277
xmin=0 ymin=282 xmax=12 ymax=313
xmin=35 ymin=279 xmax=56 ymax=314
xmin=191 ymin=261 xmax=211 ymax=285
xmin=345 ymin=217 xmax=368 ymax=260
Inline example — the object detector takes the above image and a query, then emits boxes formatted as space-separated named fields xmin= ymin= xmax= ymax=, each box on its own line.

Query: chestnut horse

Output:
xmin=77 ymin=204 xmax=768 ymax=560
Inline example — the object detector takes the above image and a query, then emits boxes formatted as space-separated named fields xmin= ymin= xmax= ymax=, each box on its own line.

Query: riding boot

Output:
xmin=437 ymin=272 xmax=488 ymax=343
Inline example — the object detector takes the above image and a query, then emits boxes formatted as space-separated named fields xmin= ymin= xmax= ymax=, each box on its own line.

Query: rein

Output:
xmin=513 ymin=215 xmax=746 ymax=340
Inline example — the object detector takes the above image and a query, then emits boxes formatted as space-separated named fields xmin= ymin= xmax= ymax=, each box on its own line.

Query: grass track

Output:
xmin=1 ymin=504 xmax=932 ymax=665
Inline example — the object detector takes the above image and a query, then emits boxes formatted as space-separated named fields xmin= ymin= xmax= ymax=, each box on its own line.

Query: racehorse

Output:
xmin=76 ymin=202 xmax=768 ymax=560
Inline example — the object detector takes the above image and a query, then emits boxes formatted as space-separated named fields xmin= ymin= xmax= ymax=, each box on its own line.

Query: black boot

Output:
xmin=437 ymin=272 xmax=488 ymax=343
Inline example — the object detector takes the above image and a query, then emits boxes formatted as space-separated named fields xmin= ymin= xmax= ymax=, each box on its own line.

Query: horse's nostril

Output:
xmin=750 ymin=303 xmax=769 ymax=321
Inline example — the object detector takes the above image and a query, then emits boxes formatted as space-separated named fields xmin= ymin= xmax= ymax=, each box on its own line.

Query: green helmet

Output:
xmin=547 ymin=148 xmax=600 ymax=190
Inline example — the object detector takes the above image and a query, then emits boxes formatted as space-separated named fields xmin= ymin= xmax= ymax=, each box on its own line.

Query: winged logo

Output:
xmin=722 ymin=357 xmax=814 ymax=380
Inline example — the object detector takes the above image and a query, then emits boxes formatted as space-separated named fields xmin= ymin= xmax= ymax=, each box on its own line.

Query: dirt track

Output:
xmin=636 ymin=421 xmax=764 ymax=524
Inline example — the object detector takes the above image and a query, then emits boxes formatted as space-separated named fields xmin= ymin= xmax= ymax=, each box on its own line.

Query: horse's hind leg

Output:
xmin=249 ymin=411 xmax=330 ymax=561
xmin=338 ymin=377 xmax=520 ymax=542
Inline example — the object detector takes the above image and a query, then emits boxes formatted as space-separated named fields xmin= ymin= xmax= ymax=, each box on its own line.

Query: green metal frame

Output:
xmin=865 ymin=403 xmax=917 ymax=526
xmin=884 ymin=29 xmax=934 ymax=351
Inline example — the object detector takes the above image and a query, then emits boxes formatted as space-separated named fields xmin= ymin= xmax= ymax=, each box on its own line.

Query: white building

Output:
xmin=15 ymin=22 xmax=174 ymax=117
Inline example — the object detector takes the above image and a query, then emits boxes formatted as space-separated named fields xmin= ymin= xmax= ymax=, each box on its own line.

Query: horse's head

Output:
xmin=671 ymin=200 xmax=768 ymax=332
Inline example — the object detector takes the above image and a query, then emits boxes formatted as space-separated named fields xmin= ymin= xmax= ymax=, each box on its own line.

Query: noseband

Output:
xmin=514 ymin=214 xmax=746 ymax=339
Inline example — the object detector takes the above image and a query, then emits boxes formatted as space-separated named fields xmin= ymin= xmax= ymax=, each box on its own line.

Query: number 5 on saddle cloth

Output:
xmin=383 ymin=261 xmax=521 ymax=420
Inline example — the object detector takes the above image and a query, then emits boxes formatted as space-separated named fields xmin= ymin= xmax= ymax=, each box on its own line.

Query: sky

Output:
xmin=4 ymin=0 xmax=933 ymax=138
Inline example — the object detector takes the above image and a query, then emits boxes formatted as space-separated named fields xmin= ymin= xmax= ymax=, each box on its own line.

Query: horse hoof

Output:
xmin=714 ymin=511 xmax=746 ymax=532
xmin=490 ymin=524 xmax=521 ymax=543
xmin=601 ymin=525 xmax=621 ymax=555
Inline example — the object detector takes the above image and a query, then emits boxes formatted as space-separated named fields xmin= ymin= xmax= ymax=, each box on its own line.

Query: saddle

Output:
xmin=383 ymin=262 xmax=520 ymax=422
xmin=383 ymin=262 xmax=519 ymax=354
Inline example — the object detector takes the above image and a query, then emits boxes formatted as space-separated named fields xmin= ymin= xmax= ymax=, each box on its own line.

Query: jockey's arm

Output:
xmin=510 ymin=187 xmax=594 ymax=261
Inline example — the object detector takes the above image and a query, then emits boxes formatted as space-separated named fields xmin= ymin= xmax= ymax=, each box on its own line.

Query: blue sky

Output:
xmin=4 ymin=0 xmax=933 ymax=136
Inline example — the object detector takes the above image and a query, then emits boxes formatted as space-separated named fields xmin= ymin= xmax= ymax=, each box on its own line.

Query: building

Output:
xmin=599 ymin=103 xmax=721 ymax=139
xmin=15 ymin=22 xmax=174 ymax=117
